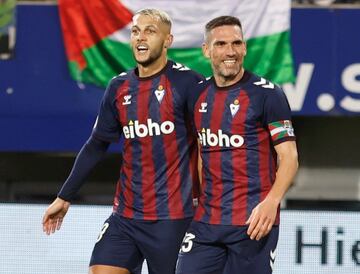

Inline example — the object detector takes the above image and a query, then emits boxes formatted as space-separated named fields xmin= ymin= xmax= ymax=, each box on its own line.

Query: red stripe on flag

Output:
xmin=160 ymin=76 xmax=184 ymax=219
xmin=116 ymin=80 xmax=134 ymax=218
xmin=138 ymin=81 xmax=157 ymax=220
xmin=231 ymin=90 xmax=250 ymax=225
xmin=208 ymin=91 xmax=227 ymax=225
xmin=58 ymin=0 xmax=133 ymax=69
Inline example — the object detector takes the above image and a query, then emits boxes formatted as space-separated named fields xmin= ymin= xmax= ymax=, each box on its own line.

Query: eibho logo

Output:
xmin=198 ymin=128 xmax=244 ymax=147
xmin=122 ymin=119 xmax=175 ymax=139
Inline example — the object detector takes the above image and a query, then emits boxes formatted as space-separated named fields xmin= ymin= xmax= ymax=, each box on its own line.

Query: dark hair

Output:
xmin=205 ymin=16 xmax=243 ymax=41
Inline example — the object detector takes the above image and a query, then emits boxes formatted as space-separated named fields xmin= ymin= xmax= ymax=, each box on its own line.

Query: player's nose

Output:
xmin=137 ymin=31 xmax=147 ymax=41
xmin=224 ymin=44 xmax=236 ymax=56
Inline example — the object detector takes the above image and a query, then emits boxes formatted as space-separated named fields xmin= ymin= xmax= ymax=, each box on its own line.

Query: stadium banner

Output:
xmin=0 ymin=0 xmax=16 ymax=59
xmin=284 ymin=8 xmax=360 ymax=115
xmin=1 ymin=204 xmax=359 ymax=274
xmin=58 ymin=0 xmax=295 ymax=87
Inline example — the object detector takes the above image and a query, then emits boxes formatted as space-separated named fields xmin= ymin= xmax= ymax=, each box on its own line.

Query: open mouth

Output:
xmin=137 ymin=45 xmax=149 ymax=54
xmin=223 ymin=60 xmax=236 ymax=66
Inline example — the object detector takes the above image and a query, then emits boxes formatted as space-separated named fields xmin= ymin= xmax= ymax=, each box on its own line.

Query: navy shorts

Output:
xmin=90 ymin=213 xmax=192 ymax=274
xmin=176 ymin=221 xmax=279 ymax=274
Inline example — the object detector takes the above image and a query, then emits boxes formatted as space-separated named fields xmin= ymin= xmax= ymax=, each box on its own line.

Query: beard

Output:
xmin=213 ymin=62 xmax=241 ymax=81
xmin=132 ymin=43 xmax=164 ymax=67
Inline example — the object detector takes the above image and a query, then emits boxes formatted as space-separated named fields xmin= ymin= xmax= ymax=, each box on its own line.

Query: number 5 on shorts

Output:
xmin=181 ymin=232 xmax=195 ymax=253
xmin=96 ymin=222 xmax=109 ymax=243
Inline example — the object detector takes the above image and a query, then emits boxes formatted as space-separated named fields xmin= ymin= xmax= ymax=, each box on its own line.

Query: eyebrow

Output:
xmin=214 ymin=39 xmax=243 ymax=44
xmin=131 ymin=24 xmax=158 ymax=30
xmin=232 ymin=39 xmax=244 ymax=44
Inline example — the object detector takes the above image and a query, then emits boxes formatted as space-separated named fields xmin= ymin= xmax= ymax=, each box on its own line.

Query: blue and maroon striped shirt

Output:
xmin=189 ymin=71 xmax=296 ymax=226
xmin=93 ymin=61 xmax=202 ymax=220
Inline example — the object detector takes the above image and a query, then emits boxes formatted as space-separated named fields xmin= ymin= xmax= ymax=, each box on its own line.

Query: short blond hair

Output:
xmin=134 ymin=8 xmax=172 ymax=29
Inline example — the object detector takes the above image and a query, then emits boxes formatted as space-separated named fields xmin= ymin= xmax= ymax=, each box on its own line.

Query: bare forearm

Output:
xmin=266 ymin=141 xmax=298 ymax=204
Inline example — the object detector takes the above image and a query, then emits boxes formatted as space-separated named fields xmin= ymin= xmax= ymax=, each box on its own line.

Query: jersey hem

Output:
xmin=114 ymin=211 xmax=194 ymax=221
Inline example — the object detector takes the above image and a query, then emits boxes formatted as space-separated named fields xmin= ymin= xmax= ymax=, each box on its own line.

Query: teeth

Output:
xmin=224 ymin=60 xmax=236 ymax=63
xmin=137 ymin=46 xmax=148 ymax=50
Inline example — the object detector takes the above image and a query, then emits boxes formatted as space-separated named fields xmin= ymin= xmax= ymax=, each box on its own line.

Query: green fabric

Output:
xmin=0 ymin=0 xmax=16 ymax=28
xmin=245 ymin=31 xmax=295 ymax=84
xmin=70 ymin=31 xmax=295 ymax=87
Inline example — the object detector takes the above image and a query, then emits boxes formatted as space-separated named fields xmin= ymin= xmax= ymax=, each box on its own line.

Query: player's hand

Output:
xmin=42 ymin=197 xmax=70 ymax=235
xmin=245 ymin=198 xmax=278 ymax=241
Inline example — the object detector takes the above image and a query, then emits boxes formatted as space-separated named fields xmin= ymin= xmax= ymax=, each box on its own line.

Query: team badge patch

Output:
xmin=230 ymin=99 xmax=240 ymax=117
xmin=154 ymin=85 xmax=165 ymax=103
xmin=268 ymin=120 xmax=295 ymax=142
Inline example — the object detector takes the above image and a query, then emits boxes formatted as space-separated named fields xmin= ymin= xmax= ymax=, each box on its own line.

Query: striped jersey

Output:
xmin=189 ymin=71 xmax=296 ymax=226
xmin=93 ymin=60 xmax=202 ymax=220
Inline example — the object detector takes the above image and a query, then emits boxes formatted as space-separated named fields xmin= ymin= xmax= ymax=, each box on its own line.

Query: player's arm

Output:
xmin=42 ymin=135 xmax=110 ymax=235
xmin=246 ymin=141 xmax=298 ymax=240
xmin=42 ymin=77 xmax=121 ymax=235
xmin=184 ymin=72 xmax=205 ymax=206
xmin=246 ymin=83 xmax=298 ymax=240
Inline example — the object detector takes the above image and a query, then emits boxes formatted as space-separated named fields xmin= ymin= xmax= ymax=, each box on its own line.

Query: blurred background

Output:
xmin=0 ymin=0 xmax=360 ymax=273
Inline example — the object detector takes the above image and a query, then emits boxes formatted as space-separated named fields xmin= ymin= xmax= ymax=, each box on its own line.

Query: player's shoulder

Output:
xmin=195 ymin=76 xmax=213 ymax=91
xmin=101 ymin=71 xmax=132 ymax=100
xmin=248 ymin=72 xmax=282 ymax=93
xmin=247 ymin=73 xmax=291 ymax=112
xmin=110 ymin=70 xmax=131 ymax=84
xmin=105 ymin=70 xmax=133 ymax=93
xmin=167 ymin=60 xmax=204 ymax=83
xmin=187 ymin=76 xmax=212 ymax=105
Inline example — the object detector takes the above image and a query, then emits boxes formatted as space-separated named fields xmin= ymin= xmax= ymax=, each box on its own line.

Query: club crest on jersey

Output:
xmin=154 ymin=85 xmax=165 ymax=103
xmin=199 ymin=102 xmax=208 ymax=113
xmin=123 ymin=119 xmax=175 ymax=139
xmin=198 ymin=128 xmax=244 ymax=148
xmin=230 ymin=99 xmax=240 ymax=117
xmin=122 ymin=95 xmax=132 ymax=105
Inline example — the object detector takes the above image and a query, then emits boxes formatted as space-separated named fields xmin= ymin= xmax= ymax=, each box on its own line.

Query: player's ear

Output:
xmin=202 ymin=42 xmax=210 ymax=58
xmin=164 ymin=34 xmax=173 ymax=49
xmin=243 ymin=41 xmax=247 ymax=56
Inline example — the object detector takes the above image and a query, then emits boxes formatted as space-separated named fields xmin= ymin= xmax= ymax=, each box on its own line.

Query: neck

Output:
xmin=138 ymin=55 xmax=168 ymax=78
xmin=214 ymin=68 xmax=245 ymax=87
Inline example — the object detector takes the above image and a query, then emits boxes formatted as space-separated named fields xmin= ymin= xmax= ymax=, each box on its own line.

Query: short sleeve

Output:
xmin=92 ymin=78 xmax=122 ymax=142
xmin=263 ymin=86 xmax=296 ymax=145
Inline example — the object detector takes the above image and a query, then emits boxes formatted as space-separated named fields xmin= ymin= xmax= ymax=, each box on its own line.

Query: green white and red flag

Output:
xmin=58 ymin=0 xmax=295 ymax=87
